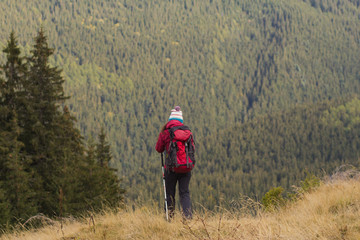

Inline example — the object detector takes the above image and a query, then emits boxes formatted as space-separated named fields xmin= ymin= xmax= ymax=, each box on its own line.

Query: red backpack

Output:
xmin=165 ymin=125 xmax=195 ymax=173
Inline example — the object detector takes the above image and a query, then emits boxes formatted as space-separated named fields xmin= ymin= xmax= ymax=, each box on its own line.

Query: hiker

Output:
xmin=155 ymin=106 xmax=195 ymax=219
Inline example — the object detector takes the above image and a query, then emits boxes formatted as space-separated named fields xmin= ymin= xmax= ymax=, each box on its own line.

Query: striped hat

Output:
xmin=168 ymin=106 xmax=183 ymax=123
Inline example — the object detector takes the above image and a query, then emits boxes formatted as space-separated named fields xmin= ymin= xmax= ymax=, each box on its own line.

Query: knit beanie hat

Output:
xmin=168 ymin=106 xmax=183 ymax=123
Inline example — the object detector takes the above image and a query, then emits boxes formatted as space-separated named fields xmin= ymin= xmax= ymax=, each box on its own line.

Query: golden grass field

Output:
xmin=1 ymin=172 xmax=360 ymax=240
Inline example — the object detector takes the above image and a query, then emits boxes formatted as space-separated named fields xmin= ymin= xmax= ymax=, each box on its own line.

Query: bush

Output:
xmin=300 ymin=172 xmax=321 ymax=194
xmin=261 ymin=187 xmax=285 ymax=212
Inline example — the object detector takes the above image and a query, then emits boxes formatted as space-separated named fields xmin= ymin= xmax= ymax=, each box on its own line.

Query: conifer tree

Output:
xmin=0 ymin=76 xmax=11 ymax=226
xmin=95 ymin=128 xmax=125 ymax=208
xmin=53 ymin=106 xmax=87 ymax=216
xmin=26 ymin=27 xmax=67 ymax=135
xmin=81 ymin=137 xmax=106 ymax=211
xmin=80 ymin=132 xmax=125 ymax=212
xmin=24 ymin=28 xmax=69 ymax=215
xmin=0 ymin=112 xmax=37 ymax=222
xmin=0 ymin=183 xmax=11 ymax=227
xmin=0 ymin=49 xmax=36 ymax=223
xmin=1 ymin=31 xmax=29 ymax=148
xmin=1 ymin=31 xmax=28 ymax=111
xmin=96 ymin=127 xmax=112 ymax=168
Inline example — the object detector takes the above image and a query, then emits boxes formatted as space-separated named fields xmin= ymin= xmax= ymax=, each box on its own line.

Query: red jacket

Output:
xmin=155 ymin=120 xmax=194 ymax=173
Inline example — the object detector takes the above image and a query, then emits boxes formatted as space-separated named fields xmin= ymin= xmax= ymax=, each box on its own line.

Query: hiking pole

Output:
xmin=161 ymin=152 xmax=169 ymax=221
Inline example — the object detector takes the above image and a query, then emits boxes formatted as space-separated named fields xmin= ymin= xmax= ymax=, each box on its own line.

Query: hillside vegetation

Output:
xmin=1 ymin=171 xmax=360 ymax=239
xmin=1 ymin=0 xmax=360 ymax=209
xmin=0 ymin=31 xmax=125 ymax=225
xmin=198 ymin=97 xmax=360 ymax=207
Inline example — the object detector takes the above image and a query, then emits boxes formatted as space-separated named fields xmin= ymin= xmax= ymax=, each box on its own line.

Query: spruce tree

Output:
xmin=53 ymin=106 xmax=87 ymax=216
xmin=0 ymin=76 xmax=11 ymax=226
xmin=81 ymin=132 xmax=125 ymax=212
xmin=1 ymin=31 xmax=28 ymax=111
xmin=0 ymin=112 xmax=37 ymax=222
xmin=81 ymin=137 xmax=105 ymax=211
xmin=24 ymin=28 xmax=68 ymax=215
xmin=95 ymin=128 xmax=125 ymax=209
xmin=96 ymin=127 xmax=112 ymax=168
xmin=0 ymin=33 xmax=37 ymax=223
xmin=0 ymin=183 xmax=11 ymax=227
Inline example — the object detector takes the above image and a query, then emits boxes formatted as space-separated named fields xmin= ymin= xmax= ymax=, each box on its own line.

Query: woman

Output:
xmin=155 ymin=106 xmax=193 ymax=219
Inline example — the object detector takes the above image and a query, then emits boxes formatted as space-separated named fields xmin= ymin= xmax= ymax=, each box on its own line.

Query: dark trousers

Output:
xmin=165 ymin=170 xmax=192 ymax=219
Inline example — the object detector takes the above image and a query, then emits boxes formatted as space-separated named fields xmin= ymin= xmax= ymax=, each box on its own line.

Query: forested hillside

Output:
xmin=197 ymin=97 xmax=360 ymax=208
xmin=1 ymin=0 xmax=360 ymax=210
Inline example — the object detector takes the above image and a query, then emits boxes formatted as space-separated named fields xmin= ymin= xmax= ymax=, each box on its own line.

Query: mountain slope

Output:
xmin=196 ymin=97 xmax=360 ymax=206
xmin=1 ymin=0 xmax=360 ymax=208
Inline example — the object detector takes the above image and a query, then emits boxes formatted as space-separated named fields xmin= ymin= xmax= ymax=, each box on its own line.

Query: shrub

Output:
xmin=261 ymin=187 xmax=285 ymax=212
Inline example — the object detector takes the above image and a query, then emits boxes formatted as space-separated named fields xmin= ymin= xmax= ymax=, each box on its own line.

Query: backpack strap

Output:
xmin=168 ymin=125 xmax=191 ymax=139
xmin=185 ymin=135 xmax=192 ymax=168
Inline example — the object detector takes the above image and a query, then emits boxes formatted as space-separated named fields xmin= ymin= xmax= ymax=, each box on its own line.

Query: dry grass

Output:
xmin=2 ymin=174 xmax=360 ymax=240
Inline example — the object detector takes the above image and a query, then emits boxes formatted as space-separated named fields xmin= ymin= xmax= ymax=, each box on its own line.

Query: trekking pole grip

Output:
xmin=161 ymin=152 xmax=164 ymax=167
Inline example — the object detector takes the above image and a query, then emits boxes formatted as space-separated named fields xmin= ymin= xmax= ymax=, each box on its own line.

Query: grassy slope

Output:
xmin=2 ymin=172 xmax=360 ymax=240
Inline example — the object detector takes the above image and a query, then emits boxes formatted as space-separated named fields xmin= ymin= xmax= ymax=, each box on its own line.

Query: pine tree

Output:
xmin=80 ymin=132 xmax=125 ymax=212
xmin=1 ymin=31 xmax=28 ymax=111
xmin=0 ymin=183 xmax=11 ymax=227
xmin=0 ymin=75 xmax=11 ymax=226
xmin=0 ymin=112 xmax=37 ymax=223
xmin=1 ymin=32 xmax=31 ymax=156
xmin=53 ymin=106 xmax=87 ymax=216
xmin=81 ymin=137 xmax=105 ymax=212
xmin=24 ymin=28 xmax=69 ymax=215
xmin=1 ymin=35 xmax=37 ymax=224
xmin=95 ymin=128 xmax=125 ymax=209
xmin=96 ymin=127 xmax=112 ymax=168
xmin=26 ymin=27 xmax=67 ymax=143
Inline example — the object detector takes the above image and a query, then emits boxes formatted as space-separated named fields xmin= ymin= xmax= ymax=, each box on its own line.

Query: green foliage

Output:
xmin=287 ymin=171 xmax=322 ymax=201
xmin=0 ymin=184 xmax=11 ymax=227
xmin=96 ymin=127 xmax=112 ymax=168
xmin=299 ymin=172 xmax=321 ymax=194
xmin=261 ymin=187 xmax=285 ymax=211
xmin=0 ymin=31 xmax=125 ymax=226
xmin=0 ymin=34 xmax=38 ymax=224
xmin=198 ymin=97 xmax=360 ymax=206
xmin=94 ymin=128 xmax=125 ymax=209
xmin=262 ymin=172 xmax=321 ymax=211
xmin=321 ymin=97 xmax=360 ymax=131
xmin=0 ymin=113 xmax=38 ymax=222
xmin=1 ymin=0 xmax=360 ymax=211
